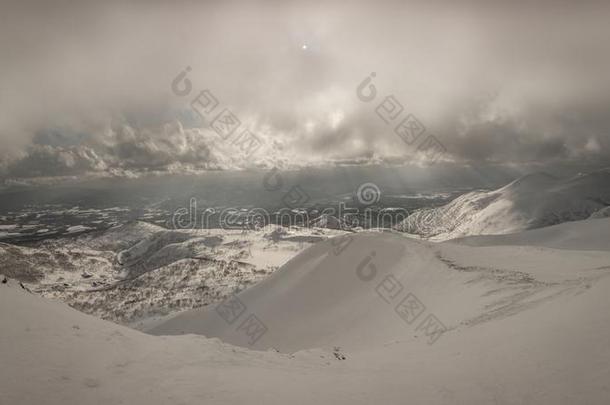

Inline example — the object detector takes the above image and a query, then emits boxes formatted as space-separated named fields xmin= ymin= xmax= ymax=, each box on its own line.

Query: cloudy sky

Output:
xmin=1 ymin=0 xmax=609 ymax=180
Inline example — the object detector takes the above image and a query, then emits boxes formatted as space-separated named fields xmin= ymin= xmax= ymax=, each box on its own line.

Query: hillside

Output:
xmin=0 ymin=222 xmax=343 ymax=326
xmin=395 ymin=169 xmax=610 ymax=240
xmin=451 ymin=217 xmax=610 ymax=251
xmin=150 ymin=219 xmax=610 ymax=351
xmin=4 ymin=216 xmax=610 ymax=403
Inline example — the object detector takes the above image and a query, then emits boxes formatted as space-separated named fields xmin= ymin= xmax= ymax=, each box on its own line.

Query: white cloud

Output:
xmin=1 ymin=0 xmax=610 ymax=179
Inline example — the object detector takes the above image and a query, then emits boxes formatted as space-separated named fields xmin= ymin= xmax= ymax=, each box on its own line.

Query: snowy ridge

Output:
xmin=3 ymin=216 xmax=610 ymax=403
xmin=150 ymin=217 xmax=610 ymax=350
xmin=395 ymin=169 xmax=610 ymax=240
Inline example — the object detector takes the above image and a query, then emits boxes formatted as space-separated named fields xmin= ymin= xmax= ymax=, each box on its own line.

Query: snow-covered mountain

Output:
xmin=150 ymin=218 xmax=610 ymax=351
xmin=395 ymin=169 xmax=610 ymax=240
xmin=0 ymin=221 xmax=344 ymax=326
xmin=3 ymin=213 xmax=610 ymax=403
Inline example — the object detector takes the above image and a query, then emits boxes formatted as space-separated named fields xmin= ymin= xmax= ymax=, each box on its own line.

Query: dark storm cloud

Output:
xmin=1 ymin=0 xmax=609 ymax=179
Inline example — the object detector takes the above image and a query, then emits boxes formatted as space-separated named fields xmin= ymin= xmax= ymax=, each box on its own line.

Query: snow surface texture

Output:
xmin=3 ymin=216 xmax=610 ymax=403
xmin=395 ymin=169 xmax=610 ymax=240
xmin=0 ymin=222 xmax=343 ymax=326
xmin=590 ymin=205 xmax=610 ymax=219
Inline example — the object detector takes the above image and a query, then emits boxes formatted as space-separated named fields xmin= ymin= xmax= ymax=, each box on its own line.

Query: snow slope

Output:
xmin=150 ymin=219 xmax=610 ymax=353
xmin=590 ymin=206 xmax=610 ymax=219
xmin=4 ymin=217 xmax=610 ymax=403
xmin=451 ymin=217 xmax=610 ymax=251
xmin=395 ymin=169 xmax=610 ymax=240
xmin=1 ymin=222 xmax=344 ymax=325
xmin=0 ymin=281 xmax=338 ymax=405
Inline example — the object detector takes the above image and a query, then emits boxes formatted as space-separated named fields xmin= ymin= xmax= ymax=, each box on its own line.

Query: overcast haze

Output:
xmin=1 ymin=0 xmax=610 ymax=180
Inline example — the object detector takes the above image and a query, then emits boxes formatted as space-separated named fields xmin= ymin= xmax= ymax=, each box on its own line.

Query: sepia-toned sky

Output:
xmin=1 ymin=0 xmax=610 ymax=180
